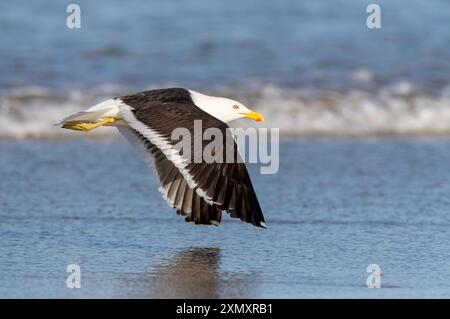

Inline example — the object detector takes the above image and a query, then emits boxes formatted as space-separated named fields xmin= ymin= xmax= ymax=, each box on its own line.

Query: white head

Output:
xmin=188 ymin=90 xmax=264 ymax=123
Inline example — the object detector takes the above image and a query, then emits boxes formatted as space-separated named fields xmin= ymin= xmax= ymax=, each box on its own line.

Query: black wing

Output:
xmin=118 ymin=89 xmax=266 ymax=228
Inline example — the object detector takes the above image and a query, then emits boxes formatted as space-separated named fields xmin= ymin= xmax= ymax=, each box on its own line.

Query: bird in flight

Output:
xmin=59 ymin=88 xmax=266 ymax=228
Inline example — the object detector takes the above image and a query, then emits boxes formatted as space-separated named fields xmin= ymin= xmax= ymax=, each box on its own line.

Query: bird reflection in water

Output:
xmin=146 ymin=247 xmax=257 ymax=298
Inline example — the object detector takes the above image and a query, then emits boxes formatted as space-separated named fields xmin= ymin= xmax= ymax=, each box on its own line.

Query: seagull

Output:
xmin=59 ymin=88 xmax=266 ymax=228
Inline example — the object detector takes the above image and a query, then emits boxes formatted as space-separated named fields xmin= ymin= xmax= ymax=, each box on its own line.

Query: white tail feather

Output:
xmin=56 ymin=98 xmax=125 ymax=125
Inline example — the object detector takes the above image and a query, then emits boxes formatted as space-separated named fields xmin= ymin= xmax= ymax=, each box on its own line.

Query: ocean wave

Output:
xmin=1 ymin=83 xmax=450 ymax=139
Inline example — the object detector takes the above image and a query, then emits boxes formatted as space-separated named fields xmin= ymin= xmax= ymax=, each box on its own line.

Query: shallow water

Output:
xmin=1 ymin=138 xmax=450 ymax=298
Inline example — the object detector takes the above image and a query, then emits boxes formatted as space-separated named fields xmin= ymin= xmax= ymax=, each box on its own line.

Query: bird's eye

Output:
xmin=233 ymin=105 xmax=239 ymax=109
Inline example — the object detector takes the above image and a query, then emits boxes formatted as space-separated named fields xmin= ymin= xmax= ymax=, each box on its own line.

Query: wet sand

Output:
xmin=1 ymin=138 xmax=450 ymax=298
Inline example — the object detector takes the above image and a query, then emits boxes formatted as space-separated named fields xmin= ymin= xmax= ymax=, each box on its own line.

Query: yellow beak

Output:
xmin=241 ymin=110 xmax=265 ymax=122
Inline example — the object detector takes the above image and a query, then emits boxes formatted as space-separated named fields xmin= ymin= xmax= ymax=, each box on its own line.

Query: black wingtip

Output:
xmin=258 ymin=221 xmax=267 ymax=229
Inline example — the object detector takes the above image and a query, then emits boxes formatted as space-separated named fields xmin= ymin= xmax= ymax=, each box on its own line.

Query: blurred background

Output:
xmin=2 ymin=1 xmax=450 ymax=298
xmin=1 ymin=0 xmax=450 ymax=137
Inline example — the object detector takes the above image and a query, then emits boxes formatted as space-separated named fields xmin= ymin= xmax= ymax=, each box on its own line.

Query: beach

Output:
xmin=1 ymin=0 xmax=450 ymax=298
xmin=1 ymin=138 xmax=450 ymax=298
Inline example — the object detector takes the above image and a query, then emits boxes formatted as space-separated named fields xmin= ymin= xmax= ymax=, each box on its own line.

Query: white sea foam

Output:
xmin=232 ymin=84 xmax=450 ymax=136
xmin=0 ymin=86 xmax=129 ymax=139
xmin=1 ymin=84 xmax=450 ymax=138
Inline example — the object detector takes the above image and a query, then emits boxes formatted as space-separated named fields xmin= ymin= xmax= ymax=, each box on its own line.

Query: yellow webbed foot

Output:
xmin=62 ymin=117 xmax=117 ymax=132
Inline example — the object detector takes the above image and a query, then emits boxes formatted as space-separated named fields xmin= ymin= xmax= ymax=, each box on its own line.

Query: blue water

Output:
xmin=1 ymin=0 xmax=450 ymax=138
xmin=2 ymin=138 xmax=450 ymax=298
xmin=1 ymin=0 xmax=449 ymax=92
xmin=1 ymin=1 xmax=450 ymax=298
